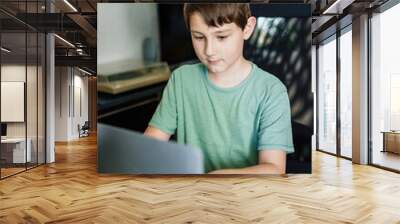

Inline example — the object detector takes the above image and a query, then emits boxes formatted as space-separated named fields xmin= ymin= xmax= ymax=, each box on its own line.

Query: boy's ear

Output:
xmin=243 ymin=16 xmax=257 ymax=40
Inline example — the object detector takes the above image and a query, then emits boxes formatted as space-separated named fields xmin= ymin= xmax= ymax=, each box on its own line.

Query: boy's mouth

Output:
xmin=207 ymin=59 xmax=221 ymax=65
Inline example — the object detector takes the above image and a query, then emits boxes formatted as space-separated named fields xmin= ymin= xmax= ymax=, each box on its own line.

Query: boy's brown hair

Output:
xmin=183 ymin=3 xmax=251 ymax=30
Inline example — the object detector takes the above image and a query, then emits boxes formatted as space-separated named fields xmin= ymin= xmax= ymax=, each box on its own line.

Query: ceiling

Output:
xmin=0 ymin=0 xmax=392 ymax=74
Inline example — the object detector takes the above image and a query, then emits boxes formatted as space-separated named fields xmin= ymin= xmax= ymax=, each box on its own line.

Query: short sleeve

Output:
xmin=258 ymin=83 xmax=294 ymax=154
xmin=148 ymin=72 xmax=178 ymax=135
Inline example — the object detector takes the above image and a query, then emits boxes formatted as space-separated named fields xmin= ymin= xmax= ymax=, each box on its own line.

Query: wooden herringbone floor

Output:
xmin=1 ymin=134 xmax=400 ymax=223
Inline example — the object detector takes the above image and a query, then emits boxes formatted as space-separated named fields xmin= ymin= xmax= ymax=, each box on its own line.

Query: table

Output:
xmin=381 ymin=131 xmax=400 ymax=154
xmin=1 ymin=138 xmax=32 ymax=163
xmin=98 ymin=82 xmax=165 ymax=119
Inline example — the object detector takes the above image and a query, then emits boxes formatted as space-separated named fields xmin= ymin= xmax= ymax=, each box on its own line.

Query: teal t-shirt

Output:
xmin=149 ymin=62 xmax=294 ymax=172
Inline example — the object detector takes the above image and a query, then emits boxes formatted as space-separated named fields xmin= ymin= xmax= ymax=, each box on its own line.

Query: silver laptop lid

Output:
xmin=98 ymin=123 xmax=204 ymax=174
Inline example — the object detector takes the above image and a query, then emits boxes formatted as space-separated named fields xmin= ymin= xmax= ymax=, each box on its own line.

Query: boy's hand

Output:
xmin=208 ymin=169 xmax=237 ymax=174
xmin=144 ymin=126 xmax=171 ymax=141
xmin=208 ymin=150 xmax=287 ymax=174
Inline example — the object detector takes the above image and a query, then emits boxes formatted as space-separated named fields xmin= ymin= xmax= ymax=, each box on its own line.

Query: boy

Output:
xmin=144 ymin=3 xmax=294 ymax=174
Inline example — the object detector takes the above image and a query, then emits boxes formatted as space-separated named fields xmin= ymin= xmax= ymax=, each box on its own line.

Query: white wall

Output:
xmin=1 ymin=65 xmax=36 ymax=138
xmin=1 ymin=63 xmax=46 ymax=164
xmin=1 ymin=65 xmax=26 ymax=141
xmin=1 ymin=82 xmax=25 ymax=122
xmin=72 ymin=73 xmax=89 ymax=138
xmin=1 ymin=66 xmax=26 ymax=131
xmin=1 ymin=65 xmax=26 ymax=81
xmin=55 ymin=67 xmax=68 ymax=141
xmin=55 ymin=67 xmax=89 ymax=141
xmin=97 ymin=3 xmax=161 ymax=75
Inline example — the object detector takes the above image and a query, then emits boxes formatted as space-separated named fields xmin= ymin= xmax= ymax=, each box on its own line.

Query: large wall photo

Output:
xmin=97 ymin=3 xmax=312 ymax=174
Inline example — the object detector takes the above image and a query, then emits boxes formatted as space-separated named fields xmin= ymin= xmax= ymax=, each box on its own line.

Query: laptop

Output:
xmin=97 ymin=123 xmax=204 ymax=174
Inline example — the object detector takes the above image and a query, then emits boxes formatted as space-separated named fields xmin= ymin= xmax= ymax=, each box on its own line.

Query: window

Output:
xmin=370 ymin=2 xmax=400 ymax=171
xmin=317 ymin=35 xmax=337 ymax=154
xmin=339 ymin=27 xmax=352 ymax=158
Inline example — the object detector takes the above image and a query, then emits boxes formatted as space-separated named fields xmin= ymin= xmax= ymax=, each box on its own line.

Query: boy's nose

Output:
xmin=204 ymin=40 xmax=215 ymax=57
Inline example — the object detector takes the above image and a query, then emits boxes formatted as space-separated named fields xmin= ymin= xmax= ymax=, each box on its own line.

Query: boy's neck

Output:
xmin=207 ymin=57 xmax=252 ymax=88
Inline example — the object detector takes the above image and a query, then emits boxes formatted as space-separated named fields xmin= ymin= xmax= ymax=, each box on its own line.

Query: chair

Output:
xmin=79 ymin=121 xmax=90 ymax=138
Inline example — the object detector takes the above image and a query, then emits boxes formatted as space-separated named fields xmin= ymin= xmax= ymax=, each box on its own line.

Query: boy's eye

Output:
xmin=194 ymin=36 xmax=204 ymax=40
xmin=217 ymin=36 xmax=228 ymax=40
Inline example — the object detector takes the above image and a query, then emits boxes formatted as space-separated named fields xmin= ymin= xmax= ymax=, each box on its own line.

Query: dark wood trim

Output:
xmin=0 ymin=163 xmax=46 ymax=180
xmin=316 ymin=149 xmax=352 ymax=161
xmin=369 ymin=164 xmax=400 ymax=174
xmin=316 ymin=149 xmax=338 ymax=157
xmin=336 ymin=28 xmax=341 ymax=157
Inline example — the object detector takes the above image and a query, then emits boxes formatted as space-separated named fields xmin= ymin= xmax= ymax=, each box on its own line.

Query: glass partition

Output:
xmin=27 ymin=30 xmax=38 ymax=169
xmin=38 ymin=32 xmax=45 ymax=165
xmin=0 ymin=1 xmax=46 ymax=179
xmin=1 ymin=30 xmax=28 ymax=177
xmin=317 ymin=35 xmax=337 ymax=155
xmin=339 ymin=27 xmax=352 ymax=158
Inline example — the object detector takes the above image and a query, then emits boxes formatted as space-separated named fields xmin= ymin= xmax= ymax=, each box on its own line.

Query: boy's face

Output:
xmin=189 ymin=12 xmax=255 ymax=74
